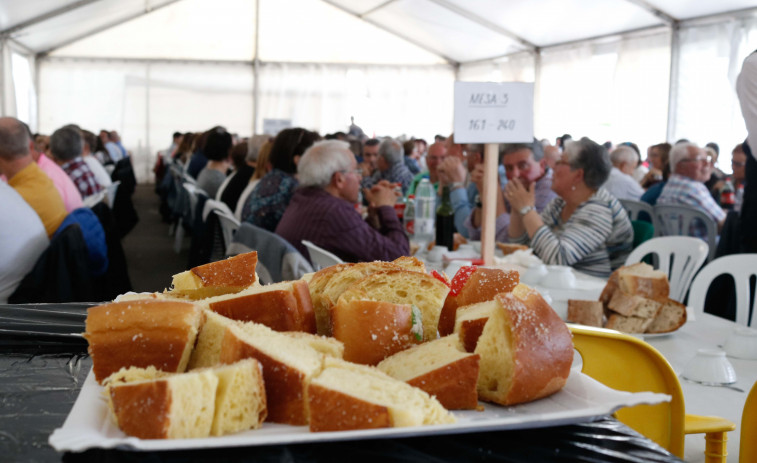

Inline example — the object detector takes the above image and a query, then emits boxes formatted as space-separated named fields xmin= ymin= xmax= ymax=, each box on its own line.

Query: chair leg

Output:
xmin=703 ymin=431 xmax=728 ymax=463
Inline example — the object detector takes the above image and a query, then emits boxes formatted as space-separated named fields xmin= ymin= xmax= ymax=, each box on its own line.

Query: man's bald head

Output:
xmin=0 ymin=117 xmax=30 ymax=160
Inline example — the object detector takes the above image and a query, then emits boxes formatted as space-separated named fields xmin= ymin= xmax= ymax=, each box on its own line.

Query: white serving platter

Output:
xmin=50 ymin=367 xmax=669 ymax=453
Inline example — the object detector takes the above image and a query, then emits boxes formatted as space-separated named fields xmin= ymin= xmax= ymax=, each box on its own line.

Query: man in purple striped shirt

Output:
xmin=276 ymin=140 xmax=409 ymax=263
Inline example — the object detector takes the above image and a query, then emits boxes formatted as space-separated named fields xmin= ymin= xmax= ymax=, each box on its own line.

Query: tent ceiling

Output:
xmin=1 ymin=0 xmax=756 ymax=64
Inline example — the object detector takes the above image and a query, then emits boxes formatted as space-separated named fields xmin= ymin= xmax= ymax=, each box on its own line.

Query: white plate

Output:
xmin=49 ymin=368 xmax=669 ymax=453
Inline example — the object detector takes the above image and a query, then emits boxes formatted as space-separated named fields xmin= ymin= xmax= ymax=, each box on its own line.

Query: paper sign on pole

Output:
xmin=453 ymin=82 xmax=534 ymax=143
xmin=262 ymin=119 xmax=292 ymax=136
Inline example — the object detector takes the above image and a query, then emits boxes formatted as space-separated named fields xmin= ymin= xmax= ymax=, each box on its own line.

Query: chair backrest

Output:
xmin=624 ymin=236 xmax=709 ymax=302
xmin=203 ymin=199 xmax=241 ymax=254
xmin=687 ymin=254 xmax=757 ymax=327
xmin=653 ymin=204 xmax=717 ymax=262
xmin=620 ymin=199 xmax=655 ymax=224
xmin=183 ymin=182 xmax=207 ymax=223
xmin=235 ymin=181 xmax=258 ymax=221
xmin=106 ymin=180 xmax=121 ymax=208
xmin=301 ymin=240 xmax=344 ymax=270
xmin=741 ymin=380 xmax=757 ymax=463
xmin=569 ymin=324 xmax=685 ymax=457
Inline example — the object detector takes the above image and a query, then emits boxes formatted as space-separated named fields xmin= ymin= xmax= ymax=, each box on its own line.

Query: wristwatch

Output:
xmin=519 ymin=205 xmax=535 ymax=216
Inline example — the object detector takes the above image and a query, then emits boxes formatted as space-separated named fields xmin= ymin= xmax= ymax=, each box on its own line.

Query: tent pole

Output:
xmin=252 ymin=0 xmax=260 ymax=137
xmin=146 ymin=62 xmax=152 ymax=182
xmin=534 ymin=48 xmax=542 ymax=137
xmin=666 ymin=22 xmax=680 ymax=143
xmin=0 ymin=38 xmax=5 ymax=117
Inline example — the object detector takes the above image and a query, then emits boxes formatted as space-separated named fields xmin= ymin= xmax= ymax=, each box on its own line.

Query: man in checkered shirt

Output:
xmin=658 ymin=142 xmax=726 ymax=240
xmin=50 ymin=126 xmax=103 ymax=199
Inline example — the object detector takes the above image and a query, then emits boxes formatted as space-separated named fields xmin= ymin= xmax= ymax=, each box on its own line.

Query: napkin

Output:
xmin=494 ymin=249 xmax=543 ymax=268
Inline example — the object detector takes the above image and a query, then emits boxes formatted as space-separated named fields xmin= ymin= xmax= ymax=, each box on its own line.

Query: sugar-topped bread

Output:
xmin=377 ymin=334 xmax=480 ymax=410
xmin=168 ymin=252 xmax=259 ymax=299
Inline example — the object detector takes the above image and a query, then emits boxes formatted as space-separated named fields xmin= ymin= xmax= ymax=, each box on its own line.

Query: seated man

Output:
xmin=360 ymin=138 xmax=414 ymax=195
xmin=658 ymin=142 xmax=726 ymax=239
xmin=602 ymin=145 xmax=644 ymax=201
xmin=437 ymin=136 xmax=483 ymax=238
xmin=406 ymin=141 xmax=446 ymax=196
xmin=464 ymin=139 xmax=556 ymax=242
xmin=50 ymin=125 xmax=103 ymax=199
xmin=0 ymin=117 xmax=67 ymax=237
xmin=276 ymin=140 xmax=409 ymax=263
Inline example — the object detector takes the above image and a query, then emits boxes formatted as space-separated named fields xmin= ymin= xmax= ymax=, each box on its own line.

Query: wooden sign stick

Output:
xmin=481 ymin=143 xmax=499 ymax=266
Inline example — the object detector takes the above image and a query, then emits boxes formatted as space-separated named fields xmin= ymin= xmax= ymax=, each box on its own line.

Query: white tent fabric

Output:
xmin=1 ymin=0 xmax=757 ymax=182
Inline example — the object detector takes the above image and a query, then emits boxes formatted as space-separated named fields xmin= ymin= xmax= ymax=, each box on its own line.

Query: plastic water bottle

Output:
xmin=404 ymin=194 xmax=415 ymax=237
xmin=414 ymin=179 xmax=435 ymax=247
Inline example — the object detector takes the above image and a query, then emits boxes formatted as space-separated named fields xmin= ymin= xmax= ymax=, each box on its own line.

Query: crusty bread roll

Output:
xmin=377 ymin=334 xmax=480 ymax=410
xmin=467 ymin=284 xmax=573 ymax=406
xmin=391 ymin=256 xmax=427 ymax=273
xmin=646 ymin=298 xmax=687 ymax=333
xmin=307 ymin=357 xmax=455 ymax=432
xmin=198 ymin=280 xmax=315 ymax=333
xmin=218 ymin=322 xmax=324 ymax=425
xmin=495 ymin=242 xmax=529 ymax=256
xmin=85 ymin=300 xmax=203 ymax=383
xmin=106 ymin=367 xmax=218 ymax=439
xmin=617 ymin=262 xmax=669 ymax=299
xmin=168 ymin=252 xmax=259 ymax=299
xmin=438 ymin=267 xmax=519 ymax=336
xmin=331 ymin=299 xmax=422 ymax=365
xmin=319 ymin=262 xmax=405 ymax=323
xmin=453 ymin=300 xmax=495 ymax=353
xmin=605 ymin=313 xmax=655 ymax=333
xmin=308 ymin=263 xmax=355 ymax=335
xmin=566 ymin=300 xmax=604 ymax=327
xmin=607 ymin=291 xmax=663 ymax=319
xmin=336 ymin=270 xmax=449 ymax=342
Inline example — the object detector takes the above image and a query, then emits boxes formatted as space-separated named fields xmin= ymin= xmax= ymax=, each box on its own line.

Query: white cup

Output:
xmin=681 ymin=348 xmax=738 ymax=385
xmin=724 ymin=327 xmax=757 ymax=360
xmin=427 ymin=246 xmax=446 ymax=262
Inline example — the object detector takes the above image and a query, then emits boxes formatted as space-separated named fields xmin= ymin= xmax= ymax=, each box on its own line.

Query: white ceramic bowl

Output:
xmin=680 ymin=349 xmax=738 ymax=385
xmin=543 ymin=266 xmax=576 ymax=289
xmin=427 ymin=246 xmax=447 ymax=262
xmin=724 ymin=327 xmax=757 ymax=360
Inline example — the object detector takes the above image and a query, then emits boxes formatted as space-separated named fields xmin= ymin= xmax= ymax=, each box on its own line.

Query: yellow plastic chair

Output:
xmin=741 ymin=381 xmax=757 ymax=463
xmin=569 ymin=324 xmax=735 ymax=461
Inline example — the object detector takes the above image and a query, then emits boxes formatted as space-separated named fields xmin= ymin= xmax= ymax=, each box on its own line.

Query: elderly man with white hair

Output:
xmin=658 ymin=142 xmax=726 ymax=237
xmin=276 ymin=140 xmax=409 ymax=263
xmin=602 ymin=145 xmax=645 ymax=201
xmin=360 ymin=137 xmax=414 ymax=195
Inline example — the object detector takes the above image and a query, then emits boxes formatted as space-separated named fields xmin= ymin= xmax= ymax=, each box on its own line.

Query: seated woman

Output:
xmin=196 ymin=127 xmax=232 ymax=199
xmin=506 ymin=137 xmax=633 ymax=278
xmin=240 ymin=127 xmax=319 ymax=231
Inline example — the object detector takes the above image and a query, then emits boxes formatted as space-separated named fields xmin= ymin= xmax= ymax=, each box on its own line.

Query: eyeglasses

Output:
xmin=679 ymin=157 xmax=708 ymax=164
xmin=340 ymin=168 xmax=362 ymax=176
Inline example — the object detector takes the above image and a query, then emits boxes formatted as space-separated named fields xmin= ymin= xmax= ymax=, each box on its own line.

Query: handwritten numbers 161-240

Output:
xmin=468 ymin=119 xmax=516 ymax=131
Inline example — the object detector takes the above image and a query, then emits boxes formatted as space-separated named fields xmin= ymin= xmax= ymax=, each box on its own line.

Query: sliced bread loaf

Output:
xmin=607 ymin=291 xmax=663 ymax=319
xmin=566 ymin=300 xmax=604 ymax=327
xmin=646 ymin=298 xmax=687 ymax=333
xmin=168 ymin=251 xmax=259 ymax=299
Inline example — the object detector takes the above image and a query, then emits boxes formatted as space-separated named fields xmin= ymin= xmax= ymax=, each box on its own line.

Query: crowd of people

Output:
xmin=155 ymin=117 xmax=752 ymax=280
xmin=1 ymin=118 xmax=133 ymax=302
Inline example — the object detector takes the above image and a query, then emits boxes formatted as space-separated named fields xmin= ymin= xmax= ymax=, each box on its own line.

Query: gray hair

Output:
xmin=297 ymin=140 xmax=354 ymax=188
xmin=501 ymin=138 xmax=544 ymax=161
xmin=609 ymin=145 xmax=638 ymax=167
xmin=563 ymin=137 xmax=611 ymax=189
xmin=0 ymin=117 xmax=30 ymax=160
xmin=50 ymin=126 xmax=83 ymax=162
xmin=378 ymin=138 xmax=403 ymax=165
xmin=669 ymin=142 xmax=700 ymax=172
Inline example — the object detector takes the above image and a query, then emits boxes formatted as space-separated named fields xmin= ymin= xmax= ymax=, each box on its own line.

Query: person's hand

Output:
xmin=437 ymin=156 xmax=466 ymax=186
xmin=504 ymin=178 xmax=535 ymax=212
xmin=359 ymin=161 xmax=374 ymax=177
xmin=470 ymin=162 xmax=486 ymax=193
xmin=364 ymin=180 xmax=397 ymax=208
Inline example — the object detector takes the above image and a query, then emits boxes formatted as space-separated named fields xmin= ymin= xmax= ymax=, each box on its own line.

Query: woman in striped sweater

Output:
xmin=506 ymin=137 xmax=633 ymax=278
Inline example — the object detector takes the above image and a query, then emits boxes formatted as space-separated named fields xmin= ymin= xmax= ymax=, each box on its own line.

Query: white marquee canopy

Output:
xmin=1 ymin=0 xmax=756 ymax=180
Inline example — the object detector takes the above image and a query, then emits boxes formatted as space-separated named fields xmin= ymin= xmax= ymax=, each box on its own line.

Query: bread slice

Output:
xmin=218 ymin=322 xmax=324 ymax=425
xmin=645 ymin=298 xmax=687 ymax=333
xmin=308 ymin=263 xmax=355 ymax=335
xmin=453 ymin=301 xmax=494 ymax=353
xmin=336 ymin=270 xmax=450 ymax=342
xmin=188 ymin=310 xmax=240 ymax=370
xmin=307 ymin=357 xmax=455 ymax=432
xmin=377 ymin=334 xmax=480 ymax=410
xmin=281 ymin=331 xmax=345 ymax=359
xmin=566 ymin=300 xmax=604 ymax=327
xmin=392 ymin=256 xmax=426 ymax=273
xmin=331 ymin=299 xmax=422 ymax=365
xmin=438 ymin=267 xmax=519 ymax=336
xmin=617 ymin=262 xmax=669 ymax=300
xmin=473 ymin=284 xmax=573 ymax=406
xmin=607 ymin=291 xmax=663 ymax=319
xmin=198 ymin=280 xmax=315 ymax=333
xmin=168 ymin=252 xmax=259 ymax=299
xmin=85 ymin=300 xmax=203 ymax=383
xmin=107 ymin=368 xmax=218 ymax=439
xmin=599 ymin=269 xmax=620 ymax=306
xmin=319 ymin=262 xmax=406 ymax=315
xmin=605 ymin=313 xmax=655 ymax=333
xmin=495 ymin=242 xmax=529 ymax=256
xmin=209 ymin=359 xmax=267 ymax=436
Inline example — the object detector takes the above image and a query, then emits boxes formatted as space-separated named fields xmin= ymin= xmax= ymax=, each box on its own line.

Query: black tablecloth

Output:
xmin=0 ymin=304 xmax=684 ymax=463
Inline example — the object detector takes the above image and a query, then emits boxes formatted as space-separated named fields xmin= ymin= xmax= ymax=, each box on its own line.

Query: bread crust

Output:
xmin=566 ymin=300 xmax=604 ymax=327
xmin=109 ymin=380 xmax=171 ymax=439
xmin=308 ymin=383 xmax=392 ymax=432
xmin=191 ymin=252 xmax=258 ymax=288
xmin=308 ymin=263 xmax=355 ymax=335
xmin=438 ymin=268 xmax=519 ymax=336
xmin=407 ymin=354 xmax=480 ymax=410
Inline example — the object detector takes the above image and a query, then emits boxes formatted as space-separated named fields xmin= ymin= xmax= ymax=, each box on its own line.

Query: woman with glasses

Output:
xmin=505 ymin=137 xmax=633 ymax=278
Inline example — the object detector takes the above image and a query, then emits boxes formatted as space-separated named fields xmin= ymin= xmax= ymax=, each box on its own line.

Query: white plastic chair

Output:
xmin=235 ymin=180 xmax=259 ymax=221
xmin=82 ymin=190 xmax=106 ymax=208
xmin=174 ymin=182 xmax=207 ymax=253
xmin=105 ymin=180 xmax=120 ymax=208
xmin=620 ymin=199 xmax=656 ymax=224
xmin=301 ymin=240 xmax=344 ymax=270
xmin=653 ymin=204 xmax=717 ymax=262
xmin=203 ymin=199 xmax=240 ymax=255
xmin=687 ymin=254 xmax=757 ymax=327
xmin=624 ymin=236 xmax=709 ymax=303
